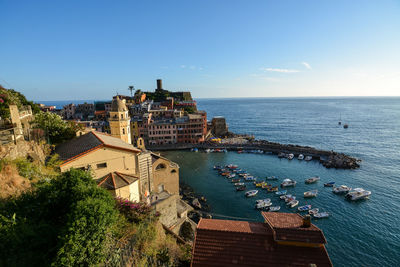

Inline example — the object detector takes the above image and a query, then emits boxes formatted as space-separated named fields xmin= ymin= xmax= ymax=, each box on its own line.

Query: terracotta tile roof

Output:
xmin=262 ymin=212 xmax=327 ymax=244
xmin=191 ymin=216 xmax=332 ymax=267
xmin=97 ymin=171 xmax=138 ymax=190
xmin=55 ymin=131 xmax=140 ymax=165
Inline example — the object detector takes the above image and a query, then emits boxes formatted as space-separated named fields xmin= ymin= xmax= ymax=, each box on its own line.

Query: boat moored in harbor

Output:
xmin=308 ymin=208 xmax=319 ymax=215
xmin=298 ymin=204 xmax=312 ymax=211
xmin=305 ymin=176 xmax=320 ymax=184
xmin=324 ymin=182 xmax=335 ymax=187
xmin=304 ymin=189 xmax=318 ymax=198
xmin=288 ymin=200 xmax=299 ymax=208
xmin=245 ymin=190 xmax=258 ymax=197
xmin=345 ymin=188 xmax=371 ymax=201
xmin=314 ymin=212 xmax=330 ymax=219
xmin=268 ymin=206 xmax=281 ymax=212
xmin=275 ymin=190 xmax=287 ymax=196
xmin=298 ymin=154 xmax=304 ymax=160
xmin=333 ymin=185 xmax=352 ymax=194
xmin=281 ymin=178 xmax=297 ymax=187
xmin=305 ymin=156 xmax=313 ymax=161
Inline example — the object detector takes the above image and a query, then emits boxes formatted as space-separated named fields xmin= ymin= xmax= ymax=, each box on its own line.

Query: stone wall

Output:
xmin=153 ymin=194 xmax=179 ymax=227
xmin=0 ymin=140 xmax=47 ymax=162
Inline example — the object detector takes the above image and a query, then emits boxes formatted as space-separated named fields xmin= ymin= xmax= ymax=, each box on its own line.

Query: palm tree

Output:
xmin=128 ymin=85 xmax=135 ymax=97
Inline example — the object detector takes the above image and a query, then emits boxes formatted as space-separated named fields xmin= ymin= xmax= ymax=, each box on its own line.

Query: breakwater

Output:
xmin=148 ymin=140 xmax=361 ymax=169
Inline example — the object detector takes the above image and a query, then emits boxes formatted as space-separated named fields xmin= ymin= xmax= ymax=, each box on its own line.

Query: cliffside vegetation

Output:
xmin=31 ymin=111 xmax=82 ymax=144
xmin=0 ymin=165 xmax=191 ymax=266
xmin=0 ymin=85 xmax=40 ymax=119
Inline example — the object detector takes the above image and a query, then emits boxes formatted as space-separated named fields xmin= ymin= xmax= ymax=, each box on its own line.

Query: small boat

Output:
xmin=281 ymin=178 xmax=296 ymax=187
xmin=239 ymin=173 xmax=249 ymax=177
xmin=280 ymin=194 xmax=292 ymax=200
xmin=268 ymin=206 xmax=280 ymax=212
xmin=256 ymin=201 xmax=272 ymax=209
xmin=227 ymin=174 xmax=236 ymax=179
xmin=255 ymin=182 xmax=265 ymax=187
xmin=308 ymin=208 xmax=319 ymax=215
xmin=314 ymin=212 xmax=329 ymax=219
xmin=285 ymin=196 xmax=296 ymax=203
xmin=231 ymin=178 xmax=241 ymax=183
xmin=324 ymin=182 xmax=335 ymax=187
xmin=304 ymin=156 xmax=313 ymax=161
xmin=298 ymin=154 xmax=304 ymax=160
xmin=275 ymin=190 xmax=287 ymax=196
xmin=213 ymin=165 xmax=222 ymax=170
xmin=266 ymin=176 xmax=278 ymax=181
xmin=278 ymin=152 xmax=286 ymax=158
xmin=244 ymin=176 xmax=257 ymax=181
xmin=345 ymin=188 xmax=371 ymax=201
xmin=267 ymin=186 xmax=278 ymax=192
xmin=236 ymin=185 xmax=246 ymax=191
xmin=333 ymin=185 xmax=352 ymax=194
xmin=343 ymin=124 xmax=349 ymax=129
xmin=287 ymin=153 xmax=294 ymax=160
xmin=192 ymin=148 xmax=199 ymax=152
xmin=205 ymin=149 xmax=211 ymax=153
xmin=298 ymin=204 xmax=312 ymax=212
xmin=245 ymin=190 xmax=258 ymax=197
xmin=262 ymin=184 xmax=271 ymax=189
xmin=226 ymin=164 xmax=238 ymax=169
xmin=288 ymin=200 xmax=299 ymax=208
xmin=234 ymin=182 xmax=244 ymax=186
xmin=304 ymin=190 xmax=318 ymax=198
xmin=256 ymin=198 xmax=271 ymax=204
xmin=305 ymin=176 xmax=320 ymax=184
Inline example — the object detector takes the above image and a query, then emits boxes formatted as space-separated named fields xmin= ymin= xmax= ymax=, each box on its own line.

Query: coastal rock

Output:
xmin=192 ymin=198 xmax=202 ymax=209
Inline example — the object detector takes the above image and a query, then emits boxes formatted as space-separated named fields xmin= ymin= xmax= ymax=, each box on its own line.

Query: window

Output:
xmin=97 ymin=162 xmax=107 ymax=169
xmin=155 ymin=163 xmax=166 ymax=170
xmin=123 ymin=128 xmax=125 ymax=135
xmin=121 ymin=114 xmax=123 ymax=119
xmin=171 ymin=169 xmax=177 ymax=173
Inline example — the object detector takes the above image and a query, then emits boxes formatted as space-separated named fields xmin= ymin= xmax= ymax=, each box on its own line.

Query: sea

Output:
xmin=44 ymin=97 xmax=400 ymax=266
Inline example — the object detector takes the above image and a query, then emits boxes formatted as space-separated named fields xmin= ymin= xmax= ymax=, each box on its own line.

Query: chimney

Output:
xmin=302 ymin=214 xmax=311 ymax=228
xmin=157 ymin=79 xmax=163 ymax=90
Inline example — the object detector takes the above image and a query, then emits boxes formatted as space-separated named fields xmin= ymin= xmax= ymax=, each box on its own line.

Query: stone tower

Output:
xmin=109 ymin=97 xmax=131 ymax=144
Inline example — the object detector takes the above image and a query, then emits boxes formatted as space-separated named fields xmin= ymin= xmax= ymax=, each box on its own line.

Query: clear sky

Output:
xmin=1 ymin=0 xmax=399 ymax=100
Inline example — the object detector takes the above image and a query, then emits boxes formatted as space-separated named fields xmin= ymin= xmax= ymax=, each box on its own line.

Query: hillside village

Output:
xmin=0 ymin=84 xmax=333 ymax=266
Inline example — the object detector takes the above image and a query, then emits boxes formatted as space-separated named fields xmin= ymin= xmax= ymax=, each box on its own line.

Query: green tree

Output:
xmin=31 ymin=111 xmax=81 ymax=144
xmin=0 ymin=169 xmax=118 ymax=266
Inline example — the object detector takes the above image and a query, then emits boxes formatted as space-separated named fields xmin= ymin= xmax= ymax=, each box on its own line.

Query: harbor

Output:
xmin=148 ymin=139 xmax=361 ymax=169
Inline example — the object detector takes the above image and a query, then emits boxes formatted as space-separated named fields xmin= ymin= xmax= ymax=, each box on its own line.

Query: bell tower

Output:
xmin=109 ymin=97 xmax=131 ymax=144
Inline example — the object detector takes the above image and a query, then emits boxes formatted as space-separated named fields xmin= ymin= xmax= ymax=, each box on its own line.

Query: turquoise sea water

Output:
xmin=163 ymin=97 xmax=400 ymax=267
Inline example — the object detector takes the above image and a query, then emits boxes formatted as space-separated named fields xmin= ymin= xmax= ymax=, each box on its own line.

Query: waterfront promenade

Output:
xmin=148 ymin=140 xmax=360 ymax=169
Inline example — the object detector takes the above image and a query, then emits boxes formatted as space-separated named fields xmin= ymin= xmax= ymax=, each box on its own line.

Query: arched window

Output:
xmin=121 ymin=114 xmax=123 ymax=119
xmin=123 ymin=128 xmax=125 ymax=135
xmin=171 ymin=169 xmax=177 ymax=173
xmin=155 ymin=163 xmax=166 ymax=170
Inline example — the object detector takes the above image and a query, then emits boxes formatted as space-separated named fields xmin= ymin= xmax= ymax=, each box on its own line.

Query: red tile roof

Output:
xmin=97 ymin=171 xmax=138 ymax=190
xmin=191 ymin=215 xmax=332 ymax=267
xmin=262 ymin=212 xmax=327 ymax=244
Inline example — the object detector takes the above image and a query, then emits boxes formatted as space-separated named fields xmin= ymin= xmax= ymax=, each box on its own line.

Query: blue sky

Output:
xmin=1 ymin=0 xmax=399 ymax=100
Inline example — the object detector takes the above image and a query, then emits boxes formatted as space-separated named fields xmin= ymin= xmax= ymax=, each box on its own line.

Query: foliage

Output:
xmin=183 ymin=106 xmax=196 ymax=114
xmin=0 ymin=168 xmax=118 ymax=266
xmin=0 ymin=85 xmax=40 ymax=119
xmin=115 ymin=197 xmax=153 ymax=223
xmin=11 ymin=157 xmax=58 ymax=181
xmin=179 ymin=221 xmax=194 ymax=241
xmin=31 ymin=111 xmax=82 ymax=144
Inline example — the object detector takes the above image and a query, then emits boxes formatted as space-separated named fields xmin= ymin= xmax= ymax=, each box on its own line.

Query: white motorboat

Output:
xmin=245 ymin=190 xmax=258 ymax=197
xmin=305 ymin=176 xmax=320 ymax=184
xmin=314 ymin=212 xmax=329 ymax=219
xmin=287 ymin=153 xmax=294 ymax=160
xmin=205 ymin=149 xmax=211 ymax=153
xmin=298 ymin=154 xmax=304 ymax=160
xmin=266 ymin=176 xmax=278 ymax=180
xmin=304 ymin=156 xmax=313 ymax=161
xmin=333 ymin=185 xmax=352 ymax=194
xmin=256 ymin=198 xmax=271 ymax=204
xmin=304 ymin=190 xmax=318 ymax=198
xmin=281 ymin=178 xmax=296 ymax=187
xmin=285 ymin=196 xmax=296 ymax=203
xmin=345 ymin=188 xmax=371 ymax=201
xmin=298 ymin=204 xmax=312 ymax=212
xmin=275 ymin=190 xmax=287 ymax=196
xmin=269 ymin=206 xmax=281 ymax=212
xmin=288 ymin=200 xmax=299 ymax=208
xmin=234 ymin=182 xmax=244 ymax=186
xmin=308 ymin=208 xmax=319 ymax=215
xmin=256 ymin=200 xmax=272 ymax=209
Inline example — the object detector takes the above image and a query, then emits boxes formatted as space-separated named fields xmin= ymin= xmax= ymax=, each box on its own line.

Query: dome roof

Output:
xmin=111 ymin=97 xmax=127 ymax=112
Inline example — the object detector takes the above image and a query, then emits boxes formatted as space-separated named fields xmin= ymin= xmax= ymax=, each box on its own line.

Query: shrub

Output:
xmin=115 ymin=197 xmax=152 ymax=223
